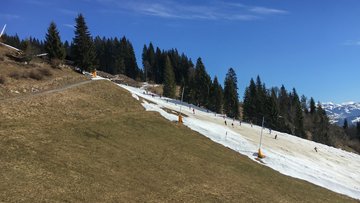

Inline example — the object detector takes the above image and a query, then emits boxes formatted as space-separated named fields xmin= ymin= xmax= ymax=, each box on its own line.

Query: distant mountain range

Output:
xmin=322 ymin=102 xmax=360 ymax=126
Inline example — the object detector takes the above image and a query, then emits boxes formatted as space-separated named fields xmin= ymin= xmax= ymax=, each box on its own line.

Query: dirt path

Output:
xmin=0 ymin=80 xmax=93 ymax=103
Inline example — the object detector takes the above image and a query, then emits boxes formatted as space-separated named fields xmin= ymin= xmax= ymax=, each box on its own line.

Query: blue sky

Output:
xmin=1 ymin=0 xmax=360 ymax=103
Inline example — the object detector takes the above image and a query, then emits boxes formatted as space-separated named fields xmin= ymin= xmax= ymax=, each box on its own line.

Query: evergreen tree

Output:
xmin=163 ymin=56 xmax=176 ymax=98
xmin=146 ymin=42 xmax=156 ymax=81
xmin=184 ymin=66 xmax=196 ymax=104
xmin=193 ymin=58 xmax=211 ymax=107
xmin=357 ymin=122 xmax=360 ymax=137
xmin=28 ymin=37 xmax=45 ymax=54
xmin=120 ymin=37 xmax=139 ymax=79
xmin=44 ymin=21 xmax=65 ymax=60
xmin=289 ymin=88 xmax=301 ymax=125
xmin=72 ymin=13 xmax=97 ymax=72
xmin=279 ymin=85 xmax=289 ymax=118
xmin=267 ymin=88 xmax=280 ymax=130
xmin=2 ymin=33 xmax=21 ymax=49
xmin=209 ymin=76 xmax=223 ymax=113
xmin=142 ymin=44 xmax=150 ymax=81
xmin=343 ymin=119 xmax=348 ymax=130
xmin=154 ymin=47 xmax=163 ymax=83
xmin=21 ymin=39 xmax=34 ymax=62
xmin=312 ymin=102 xmax=330 ymax=144
xmin=294 ymin=103 xmax=305 ymax=138
xmin=255 ymin=75 xmax=266 ymax=123
xmin=113 ymin=37 xmax=125 ymax=75
xmin=310 ymin=97 xmax=316 ymax=114
xmin=63 ymin=40 xmax=71 ymax=60
xmin=300 ymin=95 xmax=308 ymax=114
xmin=223 ymin=68 xmax=239 ymax=118
xmin=243 ymin=78 xmax=257 ymax=122
xmin=291 ymin=88 xmax=300 ymax=107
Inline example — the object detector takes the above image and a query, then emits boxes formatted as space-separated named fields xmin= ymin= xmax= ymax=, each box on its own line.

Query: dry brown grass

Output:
xmin=0 ymin=80 xmax=356 ymax=202
xmin=0 ymin=46 xmax=87 ymax=99
xmin=0 ymin=75 xmax=5 ymax=84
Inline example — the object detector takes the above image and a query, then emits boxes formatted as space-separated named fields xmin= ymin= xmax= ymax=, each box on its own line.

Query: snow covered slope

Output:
xmin=117 ymin=83 xmax=360 ymax=200
xmin=323 ymin=102 xmax=360 ymax=125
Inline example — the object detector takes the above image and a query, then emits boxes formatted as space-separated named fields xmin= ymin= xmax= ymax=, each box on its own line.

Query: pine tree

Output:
xmin=120 ymin=37 xmax=139 ymax=79
xmin=294 ymin=103 xmax=305 ymax=138
xmin=357 ymin=122 xmax=360 ymax=137
xmin=300 ymin=95 xmax=308 ymax=114
xmin=310 ymin=97 xmax=316 ymax=114
xmin=209 ymin=76 xmax=223 ymax=113
xmin=72 ymin=13 xmax=97 ymax=72
xmin=343 ymin=119 xmax=348 ymax=130
xmin=312 ymin=102 xmax=330 ymax=144
xmin=291 ymin=88 xmax=300 ymax=107
xmin=184 ymin=66 xmax=196 ymax=104
xmin=163 ymin=56 xmax=176 ymax=98
xmin=255 ymin=75 xmax=266 ymax=123
xmin=223 ymin=68 xmax=239 ymax=118
xmin=243 ymin=78 xmax=257 ymax=122
xmin=267 ymin=88 xmax=280 ymax=130
xmin=44 ymin=21 xmax=65 ymax=61
xmin=193 ymin=58 xmax=211 ymax=107
xmin=146 ymin=42 xmax=156 ymax=81
xmin=278 ymin=85 xmax=289 ymax=117
xmin=20 ymin=39 xmax=35 ymax=62
xmin=2 ymin=33 xmax=21 ymax=49
xmin=289 ymin=88 xmax=301 ymax=126
xmin=63 ymin=40 xmax=71 ymax=60
xmin=142 ymin=44 xmax=150 ymax=81
xmin=154 ymin=47 xmax=163 ymax=83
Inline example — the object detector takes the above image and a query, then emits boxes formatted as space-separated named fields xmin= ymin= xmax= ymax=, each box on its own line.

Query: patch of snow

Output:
xmin=341 ymin=101 xmax=355 ymax=106
xmin=118 ymin=83 xmax=360 ymax=200
xmin=352 ymin=117 xmax=360 ymax=123
xmin=91 ymin=75 xmax=109 ymax=81
xmin=132 ymin=93 xmax=139 ymax=101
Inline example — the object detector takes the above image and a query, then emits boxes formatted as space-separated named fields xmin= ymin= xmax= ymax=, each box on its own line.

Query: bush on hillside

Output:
xmin=38 ymin=68 xmax=52 ymax=76
xmin=0 ymin=75 xmax=6 ymax=84
xmin=50 ymin=58 xmax=62 ymax=69
xmin=9 ymin=71 xmax=21 ymax=79
xmin=29 ymin=70 xmax=44 ymax=80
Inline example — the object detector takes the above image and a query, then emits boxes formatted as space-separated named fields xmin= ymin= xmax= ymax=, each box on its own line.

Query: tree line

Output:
xmin=342 ymin=119 xmax=360 ymax=141
xmin=142 ymin=42 xmax=239 ymax=118
xmin=242 ymin=75 xmax=360 ymax=146
xmin=2 ymin=14 xmax=140 ymax=80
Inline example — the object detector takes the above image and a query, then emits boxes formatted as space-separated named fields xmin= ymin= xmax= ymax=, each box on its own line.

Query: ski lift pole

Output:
xmin=178 ymin=87 xmax=185 ymax=124
xmin=259 ymin=116 xmax=265 ymax=148
xmin=258 ymin=116 xmax=265 ymax=158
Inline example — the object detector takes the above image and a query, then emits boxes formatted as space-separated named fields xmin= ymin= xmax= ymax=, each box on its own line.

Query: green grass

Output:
xmin=0 ymin=80 xmax=356 ymax=202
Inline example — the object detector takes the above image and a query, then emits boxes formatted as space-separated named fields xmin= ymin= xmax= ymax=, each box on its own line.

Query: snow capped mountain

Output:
xmin=322 ymin=102 xmax=360 ymax=125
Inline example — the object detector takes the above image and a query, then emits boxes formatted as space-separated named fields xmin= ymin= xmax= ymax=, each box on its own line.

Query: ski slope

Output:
xmin=116 ymin=82 xmax=360 ymax=200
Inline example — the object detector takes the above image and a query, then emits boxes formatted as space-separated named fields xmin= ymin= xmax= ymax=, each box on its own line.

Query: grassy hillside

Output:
xmin=0 ymin=80 xmax=356 ymax=202
xmin=0 ymin=46 xmax=86 ymax=99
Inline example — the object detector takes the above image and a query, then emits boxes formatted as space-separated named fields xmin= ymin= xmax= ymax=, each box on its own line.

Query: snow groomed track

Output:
xmin=116 ymin=82 xmax=360 ymax=200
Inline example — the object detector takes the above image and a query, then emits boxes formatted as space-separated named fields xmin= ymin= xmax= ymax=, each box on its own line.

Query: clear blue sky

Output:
xmin=2 ymin=0 xmax=360 ymax=103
